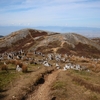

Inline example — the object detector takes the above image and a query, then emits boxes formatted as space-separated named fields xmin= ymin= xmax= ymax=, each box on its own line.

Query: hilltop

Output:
xmin=0 ymin=28 xmax=100 ymax=100
xmin=0 ymin=28 xmax=100 ymax=57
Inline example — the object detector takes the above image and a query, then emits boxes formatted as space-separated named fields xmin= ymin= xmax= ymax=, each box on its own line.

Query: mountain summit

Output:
xmin=0 ymin=28 xmax=100 ymax=57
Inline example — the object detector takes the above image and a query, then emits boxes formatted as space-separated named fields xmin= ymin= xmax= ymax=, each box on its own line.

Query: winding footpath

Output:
xmin=26 ymin=69 xmax=62 ymax=100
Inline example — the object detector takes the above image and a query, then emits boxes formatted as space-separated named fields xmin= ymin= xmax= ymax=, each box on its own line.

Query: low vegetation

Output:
xmin=0 ymin=29 xmax=100 ymax=100
xmin=50 ymin=70 xmax=100 ymax=100
xmin=0 ymin=59 xmax=55 ymax=100
xmin=51 ymin=81 xmax=66 ymax=90
xmin=0 ymin=71 xmax=18 ymax=91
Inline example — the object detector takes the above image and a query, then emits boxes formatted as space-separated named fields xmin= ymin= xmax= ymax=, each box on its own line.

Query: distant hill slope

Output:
xmin=0 ymin=28 xmax=100 ymax=57
xmin=91 ymin=38 xmax=100 ymax=45
xmin=0 ymin=35 xmax=3 ymax=38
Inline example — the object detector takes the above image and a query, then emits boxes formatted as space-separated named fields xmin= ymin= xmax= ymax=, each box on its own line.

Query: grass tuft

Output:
xmin=72 ymin=76 xmax=100 ymax=93
xmin=52 ymin=81 xmax=66 ymax=90
xmin=22 ymin=64 xmax=27 ymax=73
xmin=1 ymin=65 xmax=8 ymax=72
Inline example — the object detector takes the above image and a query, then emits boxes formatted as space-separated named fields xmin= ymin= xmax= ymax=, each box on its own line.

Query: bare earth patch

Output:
xmin=26 ymin=69 xmax=62 ymax=100
xmin=0 ymin=67 xmax=54 ymax=100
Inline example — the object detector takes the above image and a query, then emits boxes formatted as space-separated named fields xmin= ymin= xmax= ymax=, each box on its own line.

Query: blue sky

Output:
xmin=0 ymin=0 xmax=100 ymax=28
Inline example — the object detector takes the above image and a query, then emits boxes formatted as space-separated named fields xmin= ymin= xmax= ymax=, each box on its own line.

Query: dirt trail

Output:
xmin=26 ymin=69 xmax=62 ymax=100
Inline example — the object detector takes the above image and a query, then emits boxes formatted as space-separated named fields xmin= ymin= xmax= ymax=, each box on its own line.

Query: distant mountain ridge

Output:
xmin=35 ymin=26 xmax=100 ymax=38
xmin=0 ymin=35 xmax=3 ymax=38
xmin=0 ymin=26 xmax=100 ymax=37
xmin=0 ymin=28 xmax=100 ymax=57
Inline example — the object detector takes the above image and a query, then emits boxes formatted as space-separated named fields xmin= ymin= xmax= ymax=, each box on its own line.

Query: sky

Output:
xmin=0 ymin=0 xmax=100 ymax=28
xmin=0 ymin=0 xmax=100 ymax=36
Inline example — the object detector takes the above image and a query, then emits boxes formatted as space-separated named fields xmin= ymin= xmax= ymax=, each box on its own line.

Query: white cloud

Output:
xmin=0 ymin=0 xmax=100 ymax=27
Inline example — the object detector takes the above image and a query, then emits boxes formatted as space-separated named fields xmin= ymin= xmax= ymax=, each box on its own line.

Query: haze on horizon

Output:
xmin=0 ymin=0 xmax=100 ymax=36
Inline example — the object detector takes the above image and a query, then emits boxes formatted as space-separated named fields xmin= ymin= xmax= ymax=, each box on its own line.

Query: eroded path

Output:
xmin=26 ymin=69 xmax=62 ymax=100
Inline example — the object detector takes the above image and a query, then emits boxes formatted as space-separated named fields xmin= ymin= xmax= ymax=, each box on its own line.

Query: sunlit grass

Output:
xmin=52 ymin=81 xmax=66 ymax=90
xmin=0 ymin=71 xmax=18 ymax=91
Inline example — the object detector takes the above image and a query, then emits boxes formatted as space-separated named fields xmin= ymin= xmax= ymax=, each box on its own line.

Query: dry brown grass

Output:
xmin=48 ymin=40 xmax=61 ymax=48
xmin=97 ymin=61 xmax=100 ymax=64
xmin=50 ymin=69 xmax=100 ymax=100
xmin=22 ymin=64 xmax=27 ymax=73
xmin=72 ymin=76 xmax=100 ymax=93
xmin=50 ymin=71 xmax=86 ymax=100
xmin=86 ymin=63 xmax=100 ymax=73
xmin=15 ymin=60 xmax=23 ymax=67
xmin=1 ymin=65 xmax=8 ymax=71
xmin=2 ymin=66 xmax=55 ymax=100
xmin=13 ymin=60 xmax=28 ymax=72
xmin=70 ymin=56 xmax=90 ymax=63
xmin=4 ymin=60 xmax=16 ymax=65
xmin=93 ymin=65 xmax=100 ymax=73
